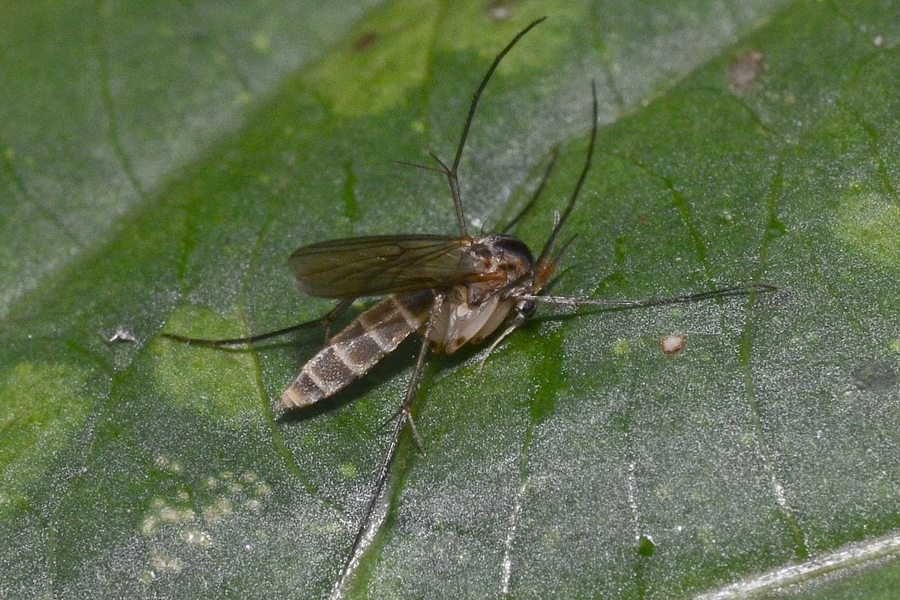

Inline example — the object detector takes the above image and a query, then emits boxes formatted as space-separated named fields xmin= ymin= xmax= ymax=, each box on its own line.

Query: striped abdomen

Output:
xmin=278 ymin=290 xmax=434 ymax=410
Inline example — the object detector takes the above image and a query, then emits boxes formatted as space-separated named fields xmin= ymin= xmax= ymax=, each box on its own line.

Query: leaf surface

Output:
xmin=2 ymin=1 xmax=899 ymax=598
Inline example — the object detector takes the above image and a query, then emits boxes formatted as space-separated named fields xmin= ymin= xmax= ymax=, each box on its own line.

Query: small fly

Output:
xmin=164 ymin=17 xmax=774 ymax=592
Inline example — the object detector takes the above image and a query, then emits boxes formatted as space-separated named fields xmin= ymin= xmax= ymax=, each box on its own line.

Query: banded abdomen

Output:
xmin=278 ymin=290 xmax=434 ymax=409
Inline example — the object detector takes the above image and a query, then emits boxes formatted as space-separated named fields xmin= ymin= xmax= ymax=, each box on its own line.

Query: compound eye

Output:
xmin=492 ymin=236 xmax=535 ymax=267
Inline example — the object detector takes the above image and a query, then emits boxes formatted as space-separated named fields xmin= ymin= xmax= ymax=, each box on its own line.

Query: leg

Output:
xmin=501 ymin=147 xmax=558 ymax=234
xmin=393 ymin=18 xmax=546 ymax=239
xmin=331 ymin=292 xmax=445 ymax=595
xmin=162 ymin=298 xmax=354 ymax=346
xmin=518 ymin=283 xmax=777 ymax=310
xmin=443 ymin=17 xmax=547 ymax=237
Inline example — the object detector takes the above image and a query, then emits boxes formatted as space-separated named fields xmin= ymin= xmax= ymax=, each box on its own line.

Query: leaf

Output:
xmin=2 ymin=0 xmax=900 ymax=598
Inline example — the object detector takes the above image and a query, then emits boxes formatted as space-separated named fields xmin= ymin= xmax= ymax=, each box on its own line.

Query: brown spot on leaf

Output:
xmin=729 ymin=51 xmax=765 ymax=94
xmin=661 ymin=334 xmax=686 ymax=355
xmin=353 ymin=32 xmax=378 ymax=51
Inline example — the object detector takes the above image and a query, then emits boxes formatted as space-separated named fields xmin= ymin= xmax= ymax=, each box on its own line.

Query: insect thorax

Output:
xmin=461 ymin=234 xmax=534 ymax=300
xmin=431 ymin=234 xmax=535 ymax=354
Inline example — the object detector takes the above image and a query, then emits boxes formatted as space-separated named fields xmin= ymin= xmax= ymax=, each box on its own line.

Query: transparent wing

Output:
xmin=288 ymin=235 xmax=481 ymax=298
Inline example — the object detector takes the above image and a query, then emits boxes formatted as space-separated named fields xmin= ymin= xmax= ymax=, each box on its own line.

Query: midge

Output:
xmin=165 ymin=17 xmax=773 ymax=587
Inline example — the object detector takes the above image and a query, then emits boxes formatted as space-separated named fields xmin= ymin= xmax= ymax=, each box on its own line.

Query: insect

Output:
xmin=164 ymin=17 xmax=774 ymax=592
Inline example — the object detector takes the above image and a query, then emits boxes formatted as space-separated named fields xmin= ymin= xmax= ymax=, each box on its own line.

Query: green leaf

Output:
xmin=2 ymin=0 xmax=900 ymax=598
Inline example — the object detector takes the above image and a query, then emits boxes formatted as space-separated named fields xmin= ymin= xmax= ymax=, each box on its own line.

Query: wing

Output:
xmin=288 ymin=234 xmax=483 ymax=298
